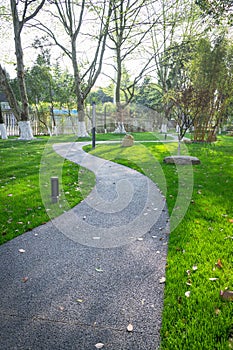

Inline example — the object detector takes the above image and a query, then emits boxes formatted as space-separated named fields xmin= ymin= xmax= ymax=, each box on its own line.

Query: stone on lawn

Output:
xmin=121 ymin=134 xmax=134 ymax=147
xmin=163 ymin=155 xmax=200 ymax=165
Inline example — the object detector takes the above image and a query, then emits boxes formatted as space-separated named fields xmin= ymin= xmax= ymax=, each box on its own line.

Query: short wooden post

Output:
xmin=51 ymin=177 xmax=59 ymax=203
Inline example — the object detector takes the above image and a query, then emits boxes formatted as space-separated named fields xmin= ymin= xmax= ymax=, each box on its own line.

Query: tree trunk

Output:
xmin=0 ymin=104 xmax=8 ymax=139
xmin=0 ymin=64 xmax=21 ymax=120
xmin=113 ymin=47 xmax=126 ymax=134
xmin=0 ymin=124 xmax=8 ymax=139
xmin=77 ymin=108 xmax=89 ymax=137
xmin=18 ymin=121 xmax=34 ymax=140
xmin=72 ymin=39 xmax=89 ymax=137
xmin=10 ymin=0 xmax=33 ymax=140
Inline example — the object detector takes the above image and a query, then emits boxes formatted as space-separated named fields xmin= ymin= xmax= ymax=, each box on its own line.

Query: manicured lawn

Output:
xmin=0 ymin=133 xmax=232 ymax=349
xmin=0 ymin=136 xmax=95 ymax=245
xmin=78 ymin=131 xmax=173 ymax=142
xmin=88 ymin=136 xmax=233 ymax=350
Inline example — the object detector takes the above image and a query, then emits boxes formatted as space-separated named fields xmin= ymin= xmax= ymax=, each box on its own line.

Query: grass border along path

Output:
xmin=0 ymin=136 xmax=95 ymax=245
xmin=88 ymin=136 xmax=233 ymax=350
xmin=0 ymin=133 xmax=232 ymax=349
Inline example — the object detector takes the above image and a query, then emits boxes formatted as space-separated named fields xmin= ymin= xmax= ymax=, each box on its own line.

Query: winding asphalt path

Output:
xmin=0 ymin=142 xmax=170 ymax=350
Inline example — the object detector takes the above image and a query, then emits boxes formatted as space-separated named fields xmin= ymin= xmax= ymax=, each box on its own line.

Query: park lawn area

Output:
xmin=78 ymin=131 xmax=172 ymax=142
xmin=0 ymin=136 xmax=95 ymax=245
xmin=0 ymin=133 xmax=232 ymax=348
xmin=88 ymin=136 xmax=233 ymax=350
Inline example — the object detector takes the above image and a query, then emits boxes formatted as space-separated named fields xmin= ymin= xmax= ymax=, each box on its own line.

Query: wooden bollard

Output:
xmin=51 ymin=177 xmax=59 ymax=203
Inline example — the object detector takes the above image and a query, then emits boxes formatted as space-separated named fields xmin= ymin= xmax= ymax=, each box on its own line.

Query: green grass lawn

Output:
xmin=0 ymin=133 xmax=232 ymax=349
xmin=88 ymin=136 xmax=233 ymax=350
xmin=0 ymin=136 xmax=95 ymax=244
xmin=77 ymin=131 xmax=173 ymax=142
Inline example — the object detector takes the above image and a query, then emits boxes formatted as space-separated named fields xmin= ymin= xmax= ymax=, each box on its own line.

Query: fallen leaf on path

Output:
xmin=22 ymin=277 xmax=28 ymax=283
xmin=127 ymin=323 xmax=133 ymax=332
xmin=18 ymin=249 xmax=25 ymax=253
xmin=159 ymin=277 xmax=166 ymax=284
xmin=95 ymin=268 xmax=103 ymax=273
xmin=137 ymin=237 xmax=143 ymax=241
xmin=76 ymin=299 xmax=83 ymax=303
xmin=95 ymin=343 xmax=104 ymax=349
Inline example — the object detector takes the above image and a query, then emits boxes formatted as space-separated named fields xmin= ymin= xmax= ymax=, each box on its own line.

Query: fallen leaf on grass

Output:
xmin=216 ymin=259 xmax=223 ymax=269
xmin=209 ymin=278 xmax=219 ymax=281
xmin=228 ymin=219 xmax=233 ymax=223
xmin=215 ymin=308 xmax=221 ymax=315
xmin=192 ymin=265 xmax=198 ymax=271
xmin=127 ymin=323 xmax=133 ymax=332
xmin=185 ymin=291 xmax=191 ymax=298
xmin=95 ymin=343 xmax=104 ymax=349
xmin=220 ymin=290 xmax=233 ymax=301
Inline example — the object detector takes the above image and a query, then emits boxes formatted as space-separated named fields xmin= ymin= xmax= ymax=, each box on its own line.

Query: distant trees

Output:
xmin=33 ymin=0 xmax=114 ymax=137
xmin=163 ymin=36 xmax=233 ymax=143
xmin=189 ymin=37 xmax=233 ymax=141
xmin=107 ymin=0 xmax=155 ymax=133
xmin=195 ymin=0 xmax=233 ymax=23
xmin=1 ymin=0 xmax=233 ymax=140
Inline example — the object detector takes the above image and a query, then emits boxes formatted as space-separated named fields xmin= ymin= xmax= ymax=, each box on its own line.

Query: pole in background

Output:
xmin=92 ymin=102 xmax=96 ymax=149
xmin=104 ymin=105 xmax=107 ymax=133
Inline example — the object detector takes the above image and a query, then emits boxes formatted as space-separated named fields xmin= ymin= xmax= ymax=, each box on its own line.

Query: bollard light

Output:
xmin=51 ymin=176 xmax=59 ymax=203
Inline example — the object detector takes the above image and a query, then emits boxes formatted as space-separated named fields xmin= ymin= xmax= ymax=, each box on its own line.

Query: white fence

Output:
xmin=1 ymin=104 xmax=167 ymax=136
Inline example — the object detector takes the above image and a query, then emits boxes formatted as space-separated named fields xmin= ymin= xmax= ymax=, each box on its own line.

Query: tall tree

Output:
xmin=188 ymin=37 xmax=233 ymax=141
xmin=34 ymin=0 xmax=113 ymax=137
xmin=107 ymin=0 xmax=154 ymax=133
xmin=146 ymin=0 xmax=203 ymax=130
xmin=8 ymin=0 xmax=45 ymax=139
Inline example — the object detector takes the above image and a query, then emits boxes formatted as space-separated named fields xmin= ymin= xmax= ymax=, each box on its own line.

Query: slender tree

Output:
xmin=188 ymin=37 xmax=233 ymax=141
xmin=107 ymin=0 xmax=155 ymax=133
xmin=33 ymin=0 xmax=113 ymax=137
xmin=8 ymin=0 xmax=46 ymax=139
xmin=146 ymin=0 xmax=203 ymax=131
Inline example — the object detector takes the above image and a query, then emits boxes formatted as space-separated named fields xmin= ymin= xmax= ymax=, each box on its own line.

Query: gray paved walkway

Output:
xmin=0 ymin=142 xmax=170 ymax=350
